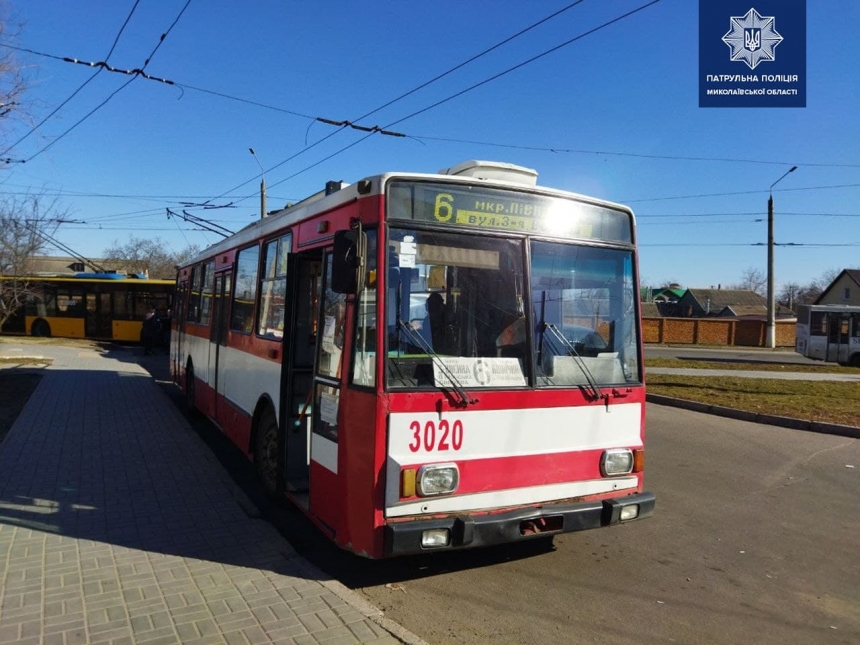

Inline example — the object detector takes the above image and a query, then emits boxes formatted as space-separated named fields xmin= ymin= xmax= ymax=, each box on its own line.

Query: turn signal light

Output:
xmin=401 ymin=468 xmax=416 ymax=498
xmin=633 ymin=449 xmax=645 ymax=473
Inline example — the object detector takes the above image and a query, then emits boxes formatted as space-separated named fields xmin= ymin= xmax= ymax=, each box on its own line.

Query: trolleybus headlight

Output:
xmin=416 ymin=463 xmax=459 ymax=497
xmin=601 ymin=449 xmax=634 ymax=477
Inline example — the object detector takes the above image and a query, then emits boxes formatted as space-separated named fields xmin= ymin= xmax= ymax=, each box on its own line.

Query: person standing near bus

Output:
xmin=141 ymin=307 xmax=159 ymax=355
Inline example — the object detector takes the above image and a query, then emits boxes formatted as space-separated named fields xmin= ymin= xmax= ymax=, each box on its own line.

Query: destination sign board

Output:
xmin=387 ymin=181 xmax=632 ymax=244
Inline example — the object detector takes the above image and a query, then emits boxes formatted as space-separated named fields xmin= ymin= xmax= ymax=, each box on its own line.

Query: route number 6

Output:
xmin=433 ymin=193 xmax=454 ymax=222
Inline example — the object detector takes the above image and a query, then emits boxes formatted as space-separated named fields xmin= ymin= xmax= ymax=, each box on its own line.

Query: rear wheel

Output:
xmin=31 ymin=320 xmax=51 ymax=337
xmin=255 ymin=408 xmax=280 ymax=496
xmin=850 ymin=354 xmax=860 ymax=368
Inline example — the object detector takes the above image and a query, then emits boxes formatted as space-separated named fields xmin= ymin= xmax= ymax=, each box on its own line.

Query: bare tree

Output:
xmin=732 ymin=266 xmax=766 ymax=295
xmin=102 ymin=236 xmax=200 ymax=279
xmin=0 ymin=11 xmax=27 ymax=127
xmin=0 ymin=194 xmax=65 ymax=329
xmin=778 ymin=268 xmax=846 ymax=309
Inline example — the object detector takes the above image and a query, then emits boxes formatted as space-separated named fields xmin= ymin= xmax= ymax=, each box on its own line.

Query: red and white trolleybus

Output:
xmin=172 ymin=160 xmax=654 ymax=558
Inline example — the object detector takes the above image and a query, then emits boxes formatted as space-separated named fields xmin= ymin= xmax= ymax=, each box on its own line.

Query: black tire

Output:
xmin=255 ymin=408 xmax=280 ymax=496
xmin=31 ymin=320 xmax=51 ymax=337
xmin=850 ymin=354 xmax=860 ymax=368
xmin=185 ymin=363 xmax=197 ymax=414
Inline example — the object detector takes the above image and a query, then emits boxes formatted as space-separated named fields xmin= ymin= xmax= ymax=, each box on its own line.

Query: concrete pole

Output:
xmin=765 ymin=166 xmax=797 ymax=349
xmin=766 ymin=195 xmax=775 ymax=348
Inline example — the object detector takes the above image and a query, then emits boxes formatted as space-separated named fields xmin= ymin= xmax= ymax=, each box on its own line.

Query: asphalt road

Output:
xmin=149 ymin=356 xmax=860 ymax=645
xmin=335 ymin=404 xmax=860 ymax=645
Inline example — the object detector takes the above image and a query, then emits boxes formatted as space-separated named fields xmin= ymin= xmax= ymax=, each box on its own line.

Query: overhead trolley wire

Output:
xmin=265 ymin=0 xmax=664 ymax=194
xmin=7 ymin=0 xmax=193 ymax=163
xmin=0 ymin=0 xmax=142 ymax=159
xmin=210 ymin=1 xmax=595 ymax=202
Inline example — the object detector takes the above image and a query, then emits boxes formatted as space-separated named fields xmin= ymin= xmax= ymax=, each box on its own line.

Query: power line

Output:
xmin=385 ymin=0 xmax=662 ymax=129
xmin=626 ymin=183 xmax=860 ymax=203
xmin=20 ymin=0 xmax=193 ymax=163
xmin=212 ymin=1 xmax=596 ymax=201
xmin=267 ymin=1 xmax=663 ymax=195
xmin=637 ymin=211 xmax=860 ymax=219
xmin=350 ymin=0 xmax=588 ymax=125
xmin=0 ymin=1 xmax=142 ymax=158
xmin=640 ymin=242 xmax=860 ymax=248
xmin=408 ymin=134 xmax=860 ymax=170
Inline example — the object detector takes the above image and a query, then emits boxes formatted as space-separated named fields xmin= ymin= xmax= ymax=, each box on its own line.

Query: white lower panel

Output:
xmin=312 ymin=434 xmax=338 ymax=474
xmin=386 ymin=476 xmax=638 ymax=518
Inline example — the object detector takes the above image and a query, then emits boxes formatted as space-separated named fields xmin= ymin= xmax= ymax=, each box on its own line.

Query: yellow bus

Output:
xmin=1 ymin=273 xmax=173 ymax=342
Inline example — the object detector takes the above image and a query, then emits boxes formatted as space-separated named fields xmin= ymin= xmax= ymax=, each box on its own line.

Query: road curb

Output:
xmin=647 ymin=394 xmax=860 ymax=439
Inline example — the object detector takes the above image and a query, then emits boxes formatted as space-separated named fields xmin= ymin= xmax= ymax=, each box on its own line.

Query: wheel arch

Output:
xmin=249 ymin=394 xmax=278 ymax=456
xmin=31 ymin=318 xmax=52 ymax=337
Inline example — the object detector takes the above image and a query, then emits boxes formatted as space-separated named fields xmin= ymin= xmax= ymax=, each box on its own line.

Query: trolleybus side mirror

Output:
xmin=332 ymin=229 xmax=367 ymax=294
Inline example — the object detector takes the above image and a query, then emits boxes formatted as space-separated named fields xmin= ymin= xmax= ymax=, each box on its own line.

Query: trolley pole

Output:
xmin=766 ymin=166 xmax=797 ymax=349
xmin=249 ymin=147 xmax=267 ymax=219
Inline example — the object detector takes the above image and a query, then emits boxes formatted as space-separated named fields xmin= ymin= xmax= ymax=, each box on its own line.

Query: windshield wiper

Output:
xmin=544 ymin=323 xmax=602 ymax=402
xmin=396 ymin=319 xmax=476 ymax=407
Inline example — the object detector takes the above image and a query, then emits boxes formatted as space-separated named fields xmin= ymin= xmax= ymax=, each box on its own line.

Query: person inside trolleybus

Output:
xmin=416 ymin=292 xmax=446 ymax=352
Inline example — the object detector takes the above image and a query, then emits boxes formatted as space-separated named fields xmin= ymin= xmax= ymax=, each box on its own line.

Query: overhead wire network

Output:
xmin=6 ymin=3 xmax=857 ymax=254
xmin=2 ymin=0 xmax=193 ymax=163
xmin=0 ymin=0 xmax=142 ymax=160
xmin=250 ymin=0 xmax=666 ymax=205
xmin=34 ymin=0 xmax=596 ymax=231
xmin=202 ymin=0 xmax=594 ymax=208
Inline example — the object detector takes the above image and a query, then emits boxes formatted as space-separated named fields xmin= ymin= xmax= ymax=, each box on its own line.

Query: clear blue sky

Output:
xmin=2 ymin=0 xmax=857 ymax=291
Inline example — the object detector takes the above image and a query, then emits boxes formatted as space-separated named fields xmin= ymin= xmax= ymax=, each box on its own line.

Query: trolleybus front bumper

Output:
xmin=384 ymin=491 xmax=655 ymax=556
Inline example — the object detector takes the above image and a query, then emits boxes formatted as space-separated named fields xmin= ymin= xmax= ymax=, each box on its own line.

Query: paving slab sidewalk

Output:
xmin=0 ymin=343 xmax=426 ymax=645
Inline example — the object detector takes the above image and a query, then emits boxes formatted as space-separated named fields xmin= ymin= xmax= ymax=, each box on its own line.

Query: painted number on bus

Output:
xmin=408 ymin=419 xmax=463 ymax=452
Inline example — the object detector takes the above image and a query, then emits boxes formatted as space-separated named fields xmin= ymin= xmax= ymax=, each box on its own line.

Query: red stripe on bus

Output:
xmin=399 ymin=448 xmax=643 ymax=498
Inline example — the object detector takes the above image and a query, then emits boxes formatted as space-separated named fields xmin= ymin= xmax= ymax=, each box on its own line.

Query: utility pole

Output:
xmin=766 ymin=166 xmax=797 ymax=349
xmin=249 ymin=148 xmax=267 ymax=220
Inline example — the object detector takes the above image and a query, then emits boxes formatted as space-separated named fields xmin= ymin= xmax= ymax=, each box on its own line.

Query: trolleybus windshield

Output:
xmin=384 ymin=228 xmax=640 ymax=391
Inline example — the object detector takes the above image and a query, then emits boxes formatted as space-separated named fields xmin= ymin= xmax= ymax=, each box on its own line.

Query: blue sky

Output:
xmin=2 ymin=0 xmax=857 ymax=291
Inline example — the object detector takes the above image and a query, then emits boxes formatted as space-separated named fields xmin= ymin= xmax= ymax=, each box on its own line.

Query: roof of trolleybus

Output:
xmin=178 ymin=161 xmax=636 ymax=268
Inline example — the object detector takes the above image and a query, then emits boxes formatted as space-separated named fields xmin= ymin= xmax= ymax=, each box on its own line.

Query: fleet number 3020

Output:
xmin=408 ymin=419 xmax=463 ymax=452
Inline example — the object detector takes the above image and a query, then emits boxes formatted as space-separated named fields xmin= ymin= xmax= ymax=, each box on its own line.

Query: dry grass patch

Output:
xmin=647 ymin=374 xmax=860 ymax=428
xmin=646 ymin=358 xmax=858 ymax=374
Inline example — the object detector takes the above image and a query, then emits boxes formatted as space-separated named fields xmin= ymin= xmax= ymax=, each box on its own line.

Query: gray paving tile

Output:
xmin=0 ymin=346 xmax=413 ymax=645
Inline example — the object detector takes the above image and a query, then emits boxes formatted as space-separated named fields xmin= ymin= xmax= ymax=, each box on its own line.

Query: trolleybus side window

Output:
xmin=351 ymin=230 xmax=378 ymax=388
xmin=187 ymin=266 xmax=202 ymax=322
xmin=199 ymin=261 xmax=215 ymax=326
xmin=258 ymin=235 xmax=291 ymax=339
xmin=231 ymin=244 xmax=260 ymax=334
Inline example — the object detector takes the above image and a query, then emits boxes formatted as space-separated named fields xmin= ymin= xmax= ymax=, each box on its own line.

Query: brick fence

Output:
xmin=642 ymin=317 xmax=796 ymax=348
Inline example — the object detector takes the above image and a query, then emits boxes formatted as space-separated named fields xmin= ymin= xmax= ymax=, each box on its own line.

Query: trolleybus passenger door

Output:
xmin=307 ymin=251 xmax=346 ymax=531
xmin=211 ymin=271 xmax=231 ymax=429
xmin=282 ymin=252 xmax=322 ymax=503
xmin=85 ymin=292 xmax=112 ymax=338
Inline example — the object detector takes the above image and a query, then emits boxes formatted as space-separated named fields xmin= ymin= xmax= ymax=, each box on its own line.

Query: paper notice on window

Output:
xmin=319 ymin=391 xmax=339 ymax=425
xmin=322 ymin=315 xmax=336 ymax=354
